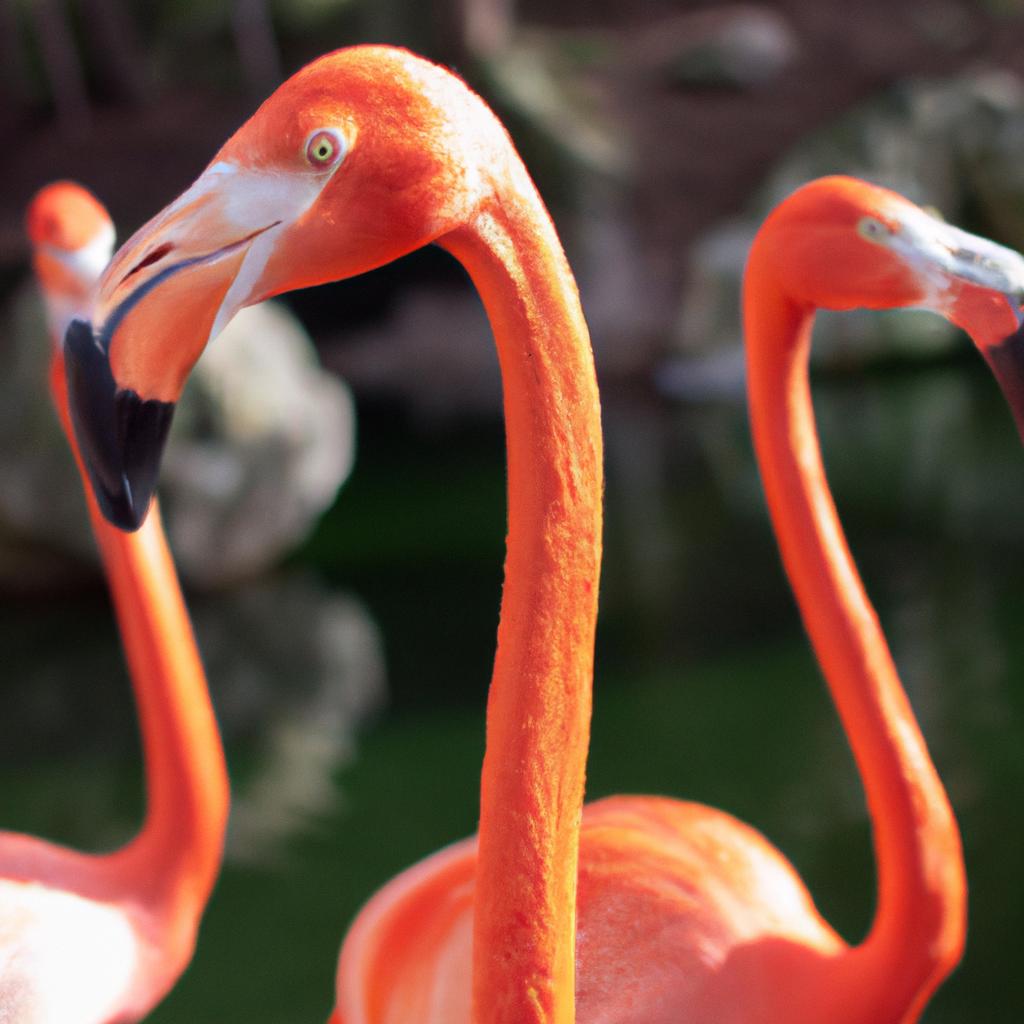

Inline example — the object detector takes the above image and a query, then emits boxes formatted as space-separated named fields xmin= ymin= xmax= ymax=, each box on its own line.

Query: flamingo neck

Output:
xmin=439 ymin=180 xmax=603 ymax=1024
xmin=742 ymin=261 xmax=966 ymax=1020
xmin=50 ymin=361 xmax=228 ymax=940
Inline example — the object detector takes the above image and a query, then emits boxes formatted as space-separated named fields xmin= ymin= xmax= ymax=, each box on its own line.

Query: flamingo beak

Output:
xmin=63 ymin=164 xmax=285 ymax=530
xmin=981 ymin=319 xmax=1024 ymax=442
xmin=894 ymin=206 xmax=1024 ymax=442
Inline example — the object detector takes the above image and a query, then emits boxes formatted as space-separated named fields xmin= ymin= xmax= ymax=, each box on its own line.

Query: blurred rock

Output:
xmin=665 ymin=68 xmax=1024 ymax=395
xmin=164 ymin=301 xmax=356 ymax=587
xmin=764 ymin=71 xmax=1024 ymax=214
xmin=944 ymin=70 xmax=1024 ymax=250
xmin=0 ymin=288 xmax=354 ymax=589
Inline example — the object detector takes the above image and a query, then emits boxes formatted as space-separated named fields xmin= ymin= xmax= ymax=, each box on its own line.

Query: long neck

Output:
xmin=50 ymin=361 xmax=228 ymax=936
xmin=439 ymin=174 xmax=603 ymax=1024
xmin=742 ymin=256 xmax=966 ymax=1020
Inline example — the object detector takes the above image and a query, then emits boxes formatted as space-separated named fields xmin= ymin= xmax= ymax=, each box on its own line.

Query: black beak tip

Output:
xmin=94 ymin=476 xmax=150 ymax=533
xmin=63 ymin=318 xmax=175 ymax=533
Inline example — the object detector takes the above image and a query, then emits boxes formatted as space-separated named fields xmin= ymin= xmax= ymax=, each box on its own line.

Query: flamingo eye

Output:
xmin=857 ymin=216 xmax=894 ymax=243
xmin=304 ymin=129 xmax=346 ymax=169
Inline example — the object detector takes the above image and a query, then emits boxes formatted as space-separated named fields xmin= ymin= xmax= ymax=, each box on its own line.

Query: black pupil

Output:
xmin=317 ymin=140 xmax=330 ymax=159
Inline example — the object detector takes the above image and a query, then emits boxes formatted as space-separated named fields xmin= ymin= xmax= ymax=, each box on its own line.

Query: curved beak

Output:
xmin=896 ymin=206 xmax=1024 ymax=441
xmin=63 ymin=163 xmax=287 ymax=530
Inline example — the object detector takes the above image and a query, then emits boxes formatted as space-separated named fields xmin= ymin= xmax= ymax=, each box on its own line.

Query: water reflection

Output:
xmin=0 ymin=572 xmax=386 ymax=864
xmin=197 ymin=574 xmax=387 ymax=867
xmin=1 ymin=361 xmax=1023 ymax=1021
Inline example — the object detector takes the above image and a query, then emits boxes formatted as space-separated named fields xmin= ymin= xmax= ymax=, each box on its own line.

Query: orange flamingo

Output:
xmin=62 ymin=46 xmax=601 ymax=1024
xmin=57 ymin=43 xmax=1023 ymax=1024
xmin=4 ymin=181 xmax=229 ymax=1023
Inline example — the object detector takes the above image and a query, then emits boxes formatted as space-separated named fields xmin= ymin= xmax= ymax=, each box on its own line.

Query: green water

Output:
xmin=2 ymin=360 xmax=1023 ymax=1021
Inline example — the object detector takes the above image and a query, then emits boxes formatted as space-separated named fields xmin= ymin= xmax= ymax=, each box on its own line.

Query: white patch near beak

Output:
xmin=199 ymin=162 xmax=340 ymax=342
xmin=891 ymin=204 xmax=1024 ymax=312
xmin=208 ymin=222 xmax=284 ymax=340
xmin=39 ymin=222 xmax=117 ymax=342
xmin=56 ymin=222 xmax=116 ymax=284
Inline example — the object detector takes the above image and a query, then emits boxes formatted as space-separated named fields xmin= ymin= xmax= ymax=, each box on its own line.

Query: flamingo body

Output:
xmin=336 ymin=796 xmax=847 ymax=1024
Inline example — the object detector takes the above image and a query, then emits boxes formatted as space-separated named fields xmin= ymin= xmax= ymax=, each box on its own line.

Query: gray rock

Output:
xmin=164 ymin=301 xmax=356 ymax=587
xmin=0 ymin=288 xmax=354 ymax=588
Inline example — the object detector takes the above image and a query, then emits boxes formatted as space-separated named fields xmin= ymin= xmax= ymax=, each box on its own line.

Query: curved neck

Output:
xmin=50 ymin=361 xmax=228 ymax=932
xmin=439 ymin=180 xmax=602 ymax=1024
xmin=742 ymin=256 xmax=965 ymax=1019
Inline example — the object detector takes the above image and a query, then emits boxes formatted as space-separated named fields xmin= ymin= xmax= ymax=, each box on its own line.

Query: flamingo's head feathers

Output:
xmin=26 ymin=182 xmax=114 ymax=342
xmin=753 ymin=175 xmax=1024 ymax=440
xmin=63 ymin=45 xmax=510 ymax=530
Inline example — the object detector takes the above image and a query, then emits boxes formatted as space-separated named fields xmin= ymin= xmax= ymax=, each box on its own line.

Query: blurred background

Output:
xmin=3 ymin=0 xmax=1024 ymax=1020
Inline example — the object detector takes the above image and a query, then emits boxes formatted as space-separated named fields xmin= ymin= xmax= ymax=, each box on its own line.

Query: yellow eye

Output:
xmin=857 ymin=216 xmax=893 ymax=243
xmin=305 ymin=129 xmax=345 ymax=168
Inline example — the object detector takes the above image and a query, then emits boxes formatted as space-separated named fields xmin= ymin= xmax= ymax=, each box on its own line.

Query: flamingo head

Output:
xmin=757 ymin=175 xmax=1024 ymax=438
xmin=26 ymin=182 xmax=114 ymax=344
xmin=63 ymin=45 xmax=505 ymax=530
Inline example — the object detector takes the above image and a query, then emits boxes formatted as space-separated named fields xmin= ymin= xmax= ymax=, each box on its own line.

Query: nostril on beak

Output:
xmin=121 ymin=242 xmax=174 ymax=286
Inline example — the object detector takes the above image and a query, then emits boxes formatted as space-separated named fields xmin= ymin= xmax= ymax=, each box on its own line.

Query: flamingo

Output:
xmin=6 ymin=181 xmax=229 ymax=1023
xmin=61 ymin=45 xmax=602 ymax=1024
xmin=56 ymin=45 xmax=1024 ymax=1024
